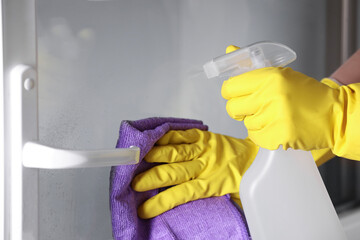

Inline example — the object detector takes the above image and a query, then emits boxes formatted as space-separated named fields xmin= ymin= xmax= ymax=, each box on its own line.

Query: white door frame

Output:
xmin=2 ymin=0 xmax=37 ymax=239
xmin=0 ymin=1 xmax=4 ymax=238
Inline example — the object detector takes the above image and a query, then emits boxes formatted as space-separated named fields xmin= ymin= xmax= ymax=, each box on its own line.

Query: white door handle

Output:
xmin=23 ymin=141 xmax=140 ymax=169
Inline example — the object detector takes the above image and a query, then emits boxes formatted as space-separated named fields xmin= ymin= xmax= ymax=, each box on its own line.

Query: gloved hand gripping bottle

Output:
xmin=204 ymin=42 xmax=347 ymax=240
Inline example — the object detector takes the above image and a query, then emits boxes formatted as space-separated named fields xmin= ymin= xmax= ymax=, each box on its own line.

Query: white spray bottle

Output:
xmin=203 ymin=42 xmax=347 ymax=240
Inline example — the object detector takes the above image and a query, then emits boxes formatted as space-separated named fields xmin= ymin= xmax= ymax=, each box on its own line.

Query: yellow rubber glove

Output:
xmin=132 ymin=129 xmax=259 ymax=219
xmin=223 ymin=45 xmax=338 ymax=164
xmin=222 ymin=64 xmax=360 ymax=160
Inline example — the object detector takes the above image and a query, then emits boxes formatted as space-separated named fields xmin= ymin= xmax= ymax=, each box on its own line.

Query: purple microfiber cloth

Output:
xmin=110 ymin=117 xmax=251 ymax=240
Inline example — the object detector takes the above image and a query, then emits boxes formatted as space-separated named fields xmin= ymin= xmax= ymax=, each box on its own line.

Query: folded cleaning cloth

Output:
xmin=110 ymin=117 xmax=250 ymax=240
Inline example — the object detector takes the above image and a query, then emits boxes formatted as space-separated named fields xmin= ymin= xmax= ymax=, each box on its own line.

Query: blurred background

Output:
xmin=34 ymin=0 xmax=359 ymax=239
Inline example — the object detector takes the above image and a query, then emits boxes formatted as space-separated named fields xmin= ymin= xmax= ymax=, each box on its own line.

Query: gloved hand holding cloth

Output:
xmin=222 ymin=63 xmax=360 ymax=160
xmin=132 ymin=129 xmax=259 ymax=219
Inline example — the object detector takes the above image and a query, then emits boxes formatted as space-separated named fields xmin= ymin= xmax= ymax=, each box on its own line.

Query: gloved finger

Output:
xmin=132 ymin=160 xmax=203 ymax=192
xmin=221 ymin=67 xmax=274 ymax=100
xmin=225 ymin=94 xmax=261 ymax=121
xmin=145 ymin=143 xmax=202 ymax=163
xmin=243 ymin=104 xmax=273 ymax=131
xmin=226 ymin=45 xmax=240 ymax=54
xmin=156 ymin=129 xmax=200 ymax=146
xmin=137 ymin=180 xmax=208 ymax=219
xmin=248 ymin=127 xmax=281 ymax=150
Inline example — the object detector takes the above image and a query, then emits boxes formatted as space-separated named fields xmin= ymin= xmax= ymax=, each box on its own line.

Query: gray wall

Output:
xmin=36 ymin=1 xmax=326 ymax=239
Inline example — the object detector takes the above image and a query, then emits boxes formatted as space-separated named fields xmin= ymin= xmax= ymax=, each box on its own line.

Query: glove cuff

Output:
xmin=332 ymin=83 xmax=360 ymax=160
xmin=322 ymin=78 xmax=360 ymax=160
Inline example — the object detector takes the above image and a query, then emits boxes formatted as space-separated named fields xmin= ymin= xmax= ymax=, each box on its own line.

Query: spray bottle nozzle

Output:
xmin=203 ymin=41 xmax=296 ymax=79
